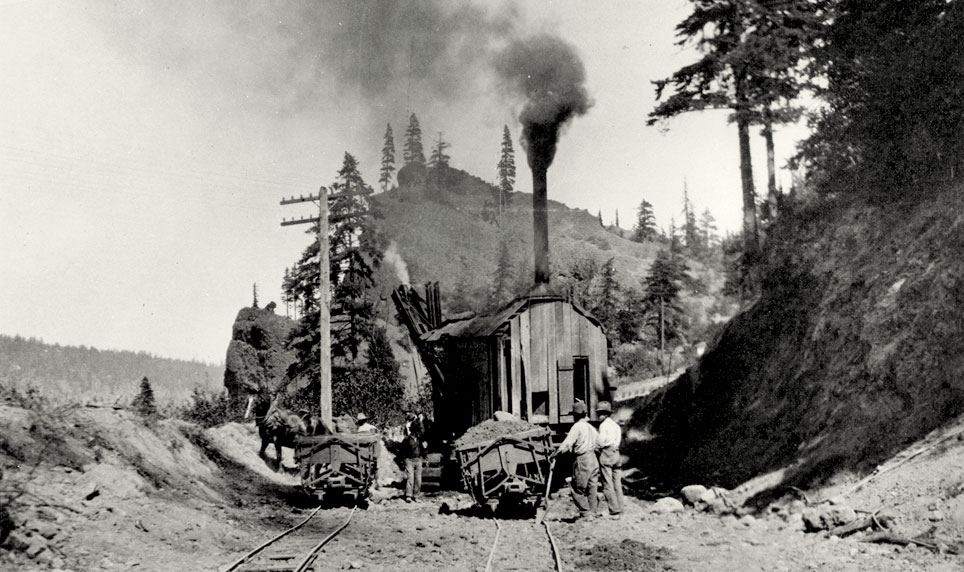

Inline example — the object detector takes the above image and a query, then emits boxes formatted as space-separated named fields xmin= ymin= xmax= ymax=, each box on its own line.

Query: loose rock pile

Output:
xmin=454 ymin=418 xmax=537 ymax=448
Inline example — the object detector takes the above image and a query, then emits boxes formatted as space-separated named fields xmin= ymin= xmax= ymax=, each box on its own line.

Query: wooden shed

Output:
xmin=412 ymin=293 xmax=610 ymax=437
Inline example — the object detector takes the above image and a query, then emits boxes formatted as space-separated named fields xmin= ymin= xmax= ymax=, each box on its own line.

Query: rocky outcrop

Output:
xmin=223 ymin=306 xmax=296 ymax=399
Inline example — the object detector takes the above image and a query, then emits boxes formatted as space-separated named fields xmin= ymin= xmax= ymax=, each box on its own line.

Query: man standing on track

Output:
xmin=551 ymin=400 xmax=599 ymax=520
xmin=595 ymin=401 xmax=624 ymax=518
xmin=401 ymin=411 xmax=426 ymax=502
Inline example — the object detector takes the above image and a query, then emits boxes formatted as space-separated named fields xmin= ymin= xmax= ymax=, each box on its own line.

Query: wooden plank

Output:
xmin=519 ymin=311 xmax=532 ymax=420
xmin=529 ymin=305 xmax=547 ymax=393
xmin=556 ymin=303 xmax=573 ymax=421
xmin=497 ymin=336 xmax=508 ymax=412
xmin=568 ymin=305 xmax=578 ymax=357
xmin=558 ymin=303 xmax=573 ymax=369
xmin=587 ymin=328 xmax=601 ymax=420
xmin=546 ymin=303 xmax=559 ymax=424
xmin=577 ymin=310 xmax=591 ymax=356
xmin=510 ymin=316 xmax=521 ymax=415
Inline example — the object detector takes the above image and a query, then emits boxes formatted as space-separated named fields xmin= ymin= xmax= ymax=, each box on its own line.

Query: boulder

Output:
xmin=651 ymin=497 xmax=685 ymax=514
xmin=699 ymin=488 xmax=720 ymax=504
xmin=681 ymin=485 xmax=708 ymax=505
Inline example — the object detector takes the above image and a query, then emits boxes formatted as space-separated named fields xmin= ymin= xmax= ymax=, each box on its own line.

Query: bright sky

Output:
xmin=0 ymin=0 xmax=809 ymax=364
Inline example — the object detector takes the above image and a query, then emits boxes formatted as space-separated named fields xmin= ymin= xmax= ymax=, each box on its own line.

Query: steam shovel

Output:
xmin=536 ymin=457 xmax=556 ymax=524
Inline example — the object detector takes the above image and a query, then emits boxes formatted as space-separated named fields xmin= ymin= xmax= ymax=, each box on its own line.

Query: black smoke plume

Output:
xmin=494 ymin=34 xmax=592 ymax=171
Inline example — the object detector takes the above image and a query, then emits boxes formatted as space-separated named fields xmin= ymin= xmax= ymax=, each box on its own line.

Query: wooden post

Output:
xmin=318 ymin=187 xmax=332 ymax=428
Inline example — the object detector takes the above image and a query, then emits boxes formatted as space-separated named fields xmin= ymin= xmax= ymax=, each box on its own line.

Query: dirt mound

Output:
xmin=454 ymin=418 xmax=538 ymax=448
xmin=574 ymin=538 xmax=674 ymax=571
xmin=624 ymin=186 xmax=964 ymax=497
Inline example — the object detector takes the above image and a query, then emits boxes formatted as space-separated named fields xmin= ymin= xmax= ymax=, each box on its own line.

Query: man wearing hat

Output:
xmin=595 ymin=401 xmax=624 ymax=518
xmin=356 ymin=412 xmax=377 ymax=433
xmin=400 ymin=411 xmax=426 ymax=502
xmin=551 ymin=400 xmax=599 ymax=520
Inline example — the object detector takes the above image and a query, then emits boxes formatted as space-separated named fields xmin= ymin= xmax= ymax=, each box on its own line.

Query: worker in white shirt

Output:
xmin=594 ymin=401 xmax=624 ymax=518
xmin=356 ymin=412 xmax=378 ymax=433
xmin=551 ymin=400 xmax=599 ymax=520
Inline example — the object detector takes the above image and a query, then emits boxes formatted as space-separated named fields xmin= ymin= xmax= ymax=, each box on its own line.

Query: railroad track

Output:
xmin=485 ymin=518 xmax=563 ymax=572
xmin=221 ymin=506 xmax=356 ymax=572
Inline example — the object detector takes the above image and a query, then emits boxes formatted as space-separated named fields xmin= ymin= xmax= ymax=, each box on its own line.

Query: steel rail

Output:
xmin=292 ymin=506 xmax=358 ymax=572
xmin=221 ymin=506 xmax=322 ymax=572
xmin=543 ymin=521 xmax=564 ymax=572
xmin=484 ymin=519 xmax=502 ymax=572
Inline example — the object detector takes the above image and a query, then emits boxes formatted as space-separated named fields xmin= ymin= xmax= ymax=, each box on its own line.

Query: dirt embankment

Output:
xmin=625 ymin=187 xmax=964 ymax=496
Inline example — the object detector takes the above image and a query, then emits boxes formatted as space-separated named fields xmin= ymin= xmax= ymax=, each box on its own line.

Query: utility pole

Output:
xmin=281 ymin=188 xmax=331 ymax=428
xmin=281 ymin=185 xmax=372 ymax=429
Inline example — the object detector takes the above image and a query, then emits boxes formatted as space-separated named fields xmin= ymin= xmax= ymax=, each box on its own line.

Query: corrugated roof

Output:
xmin=420 ymin=294 xmax=602 ymax=342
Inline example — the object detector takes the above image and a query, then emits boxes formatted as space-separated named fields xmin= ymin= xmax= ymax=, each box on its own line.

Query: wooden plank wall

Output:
xmin=510 ymin=316 xmax=521 ymax=416
xmin=545 ymin=304 xmax=559 ymax=423
xmin=519 ymin=311 xmax=532 ymax=420
xmin=557 ymin=303 xmax=574 ymax=424
xmin=496 ymin=335 xmax=507 ymax=412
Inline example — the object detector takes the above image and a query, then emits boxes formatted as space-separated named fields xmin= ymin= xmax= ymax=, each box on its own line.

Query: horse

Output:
xmin=245 ymin=394 xmax=308 ymax=471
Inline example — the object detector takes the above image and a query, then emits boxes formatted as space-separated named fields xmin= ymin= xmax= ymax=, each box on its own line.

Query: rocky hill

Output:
xmin=625 ymin=186 xmax=964 ymax=498
xmin=372 ymin=165 xmax=729 ymax=334
xmin=222 ymin=306 xmax=297 ymax=400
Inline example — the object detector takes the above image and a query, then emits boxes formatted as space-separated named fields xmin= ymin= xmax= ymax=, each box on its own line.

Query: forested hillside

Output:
xmin=0 ymin=335 xmax=222 ymax=406
xmin=368 ymin=164 xmax=736 ymax=381
xmin=626 ymin=0 xmax=964 ymax=499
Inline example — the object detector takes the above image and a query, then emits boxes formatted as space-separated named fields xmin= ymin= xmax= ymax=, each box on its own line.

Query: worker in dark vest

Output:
xmin=594 ymin=401 xmax=624 ymax=518
xmin=551 ymin=400 xmax=599 ymax=520
xmin=401 ymin=411 xmax=426 ymax=502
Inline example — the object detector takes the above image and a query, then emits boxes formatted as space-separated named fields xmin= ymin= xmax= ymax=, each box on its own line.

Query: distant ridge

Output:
xmin=0 ymin=334 xmax=223 ymax=405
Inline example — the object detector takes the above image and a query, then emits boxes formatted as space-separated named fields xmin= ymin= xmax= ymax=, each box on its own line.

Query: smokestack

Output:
xmin=495 ymin=34 xmax=591 ymax=286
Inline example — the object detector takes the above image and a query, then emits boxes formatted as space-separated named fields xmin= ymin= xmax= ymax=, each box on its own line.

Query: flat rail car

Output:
xmin=294 ymin=433 xmax=379 ymax=503
xmin=455 ymin=427 xmax=553 ymax=514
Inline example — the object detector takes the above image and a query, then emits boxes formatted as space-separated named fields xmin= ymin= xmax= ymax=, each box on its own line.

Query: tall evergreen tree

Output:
xmin=497 ymin=125 xmax=516 ymax=212
xmin=403 ymin=113 xmax=425 ymax=167
xmin=284 ymin=152 xmax=382 ymax=388
xmin=632 ymin=199 xmax=658 ymax=243
xmin=648 ymin=0 xmax=821 ymax=259
xmin=681 ymin=181 xmax=701 ymax=251
xmin=428 ymin=132 xmax=451 ymax=169
xmin=699 ymin=208 xmax=719 ymax=251
xmin=379 ymin=123 xmax=396 ymax=192
xmin=642 ymin=249 xmax=689 ymax=370
xmin=132 ymin=376 xmax=157 ymax=417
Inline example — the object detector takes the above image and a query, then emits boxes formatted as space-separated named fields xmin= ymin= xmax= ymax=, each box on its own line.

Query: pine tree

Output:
xmin=699 ymin=208 xmax=718 ymax=251
xmin=132 ymin=376 xmax=157 ymax=417
xmin=681 ymin=181 xmax=701 ymax=251
xmin=497 ymin=125 xmax=516 ymax=213
xmin=428 ymin=132 xmax=450 ymax=168
xmin=379 ymin=123 xmax=396 ymax=192
xmin=632 ymin=199 xmax=658 ymax=243
xmin=597 ymin=210 xmax=603 ymax=227
xmin=252 ymin=283 xmax=259 ymax=309
xmin=642 ymin=249 xmax=689 ymax=372
xmin=648 ymin=0 xmax=821 ymax=261
xmin=284 ymin=152 xmax=382 ymax=385
xmin=403 ymin=113 xmax=425 ymax=167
